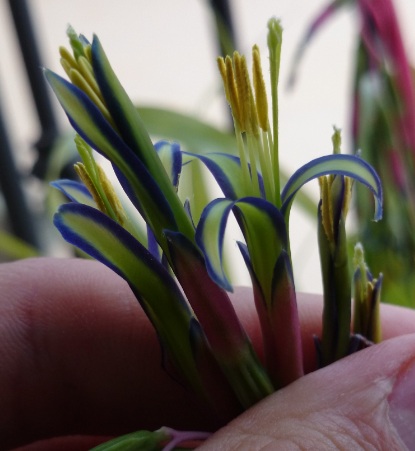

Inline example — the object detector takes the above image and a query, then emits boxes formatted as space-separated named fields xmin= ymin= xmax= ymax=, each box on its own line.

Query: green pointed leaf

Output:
xmin=138 ymin=106 xmax=237 ymax=155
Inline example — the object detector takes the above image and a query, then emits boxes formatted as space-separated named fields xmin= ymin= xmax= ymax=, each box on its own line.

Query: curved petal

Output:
xmin=233 ymin=197 xmax=288 ymax=302
xmin=195 ymin=198 xmax=235 ymax=291
xmin=184 ymin=152 xmax=264 ymax=200
xmin=281 ymin=153 xmax=383 ymax=221
xmin=50 ymin=179 xmax=95 ymax=206
xmin=90 ymin=37 xmax=193 ymax=239
xmin=53 ymin=203 xmax=202 ymax=390
xmin=45 ymin=70 xmax=178 ymax=242
xmin=155 ymin=141 xmax=182 ymax=189
xmin=196 ymin=196 xmax=288 ymax=298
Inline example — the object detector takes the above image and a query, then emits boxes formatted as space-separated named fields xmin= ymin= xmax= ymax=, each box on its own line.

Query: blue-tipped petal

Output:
xmin=54 ymin=203 xmax=203 ymax=390
xmin=155 ymin=141 xmax=182 ymax=189
xmin=195 ymin=198 xmax=235 ymax=291
xmin=281 ymin=153 xmax=383 ymax=221
xmin=50 ymin=179 xmax=95 ymax=206
xmin=90 ymin=37 xmax=193 ymax=239
xmin=165 ymin=230 xmax=251 ymax=358
xmin=45 ymin=69 xmax=178 ymax=243
xmin=196 ymin=196 xmax=288 ymax=296
xmin=90 ymin=36 xmax=155 ymax=168
xmin=184 ymin=152 xmax=264 ymax=200
xmin=146 ymin=225 xmax=161 ymax=261
xmin=233 ymin=197 xmax=288 ymax=301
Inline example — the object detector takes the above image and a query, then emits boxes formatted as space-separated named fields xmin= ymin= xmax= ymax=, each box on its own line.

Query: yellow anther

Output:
xmin=60 ymin=58 xmax=73 ymax=78
xmin=59 ymin=46 xmax=77 ymax=69
xmin=84 ymin=44 xmax=93 ymax=64
xmin=318 ymin=176 xmax=334 ymax=244
xmin=252 ymin=45 xmax=269 ymax=132
xmin=97 ymin=165 xmax=127 ymax=225
xmin=217 ymin=57 xmax=228 ymax=98
xmin=233 ymin=53 xmax=258 ymax=135
xmin=332 ymin=126 xmax=342 ymax=154
xmin=74 ymin=162 xmax=126 ymax=226
xmin=77 ymin=55 xmax=103 ymax=101
xmin=74 ymin=136 xmax=126 ymax=226
xmin=74 ymin=163 xmax=107 ymax=213
xmin=224 ymin=55 xmax=242 ymax=128
xmin=233 ymin=52 xmax=248 ymax=132
xmin=69 ymin=69 xmax=112 ymax=123
xmin=342 ymin=176 xmax=353 ymax=218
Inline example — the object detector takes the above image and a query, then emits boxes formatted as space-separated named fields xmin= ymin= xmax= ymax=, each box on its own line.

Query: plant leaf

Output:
xmin=138 ymin=106 xmax=237 ymax=155
xmin=281 ymin=153 xmax=383 ymax=221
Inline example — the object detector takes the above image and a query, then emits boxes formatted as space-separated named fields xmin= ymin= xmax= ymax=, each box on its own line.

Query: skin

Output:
xmin=0 ymin=258 xmax=414 ymax=450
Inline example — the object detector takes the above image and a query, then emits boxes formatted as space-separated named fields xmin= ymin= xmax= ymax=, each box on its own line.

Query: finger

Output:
xmin=0 ymin=258 xmax=219 ymax=449
xmin=1 ymin=258 xmax=415 ymax=449
xmin=231 ymin=286 xmax=415 ymax=372
xmin=200 ymin=333 xmax=415 ymax=450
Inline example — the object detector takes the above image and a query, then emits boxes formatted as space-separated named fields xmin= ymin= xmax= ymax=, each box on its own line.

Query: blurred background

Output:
xmin=0 ymin=0 xmax=414 ymax=295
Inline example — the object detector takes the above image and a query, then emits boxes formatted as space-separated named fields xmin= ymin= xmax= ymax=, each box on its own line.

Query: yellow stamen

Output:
xmin=332 ymin=126 xmax=342 ymax=154
xmin=84 ymin=44 xmax=93 ymax=65
xmin=68 ymin=68 xmax=112 ymax=123
xmin=60 ymin=58 xmax=73 ymax=78
xmin=97 ymin=165 xmax=127 ymax=225
xmin=74 ymin=161 xmax=126 ymax=226
xmin=217 ymin=57 xmax=229 ymax=100
xmin=59 ymin=46 xmax=77 ymax=69
xmin=77 ymin=55 xmax=104 ymax=102
xmin=233 ymin=52 xmax=250 ymax=133
xmin=225 ymin=55 xmax=242 ymax=129
xmin=342 ymin=176 xmax=353 ymax=217
xmin=252 ymin=45 xmax=269 ymax=132
xmin=319 ymin=176 xmax=334 ymax=243
xmin=234 ymin=53 xmax=259 ymax=136
xmin=74 ymin=163 xmax=107 ymax=214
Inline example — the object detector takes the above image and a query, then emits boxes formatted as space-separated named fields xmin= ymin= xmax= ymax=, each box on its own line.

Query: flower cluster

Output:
xmin=46 ymin=19 xmax=383 ymax=450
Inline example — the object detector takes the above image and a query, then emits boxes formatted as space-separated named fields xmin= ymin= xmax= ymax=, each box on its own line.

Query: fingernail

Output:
xmin=388 ymin=359 xmax=415 ymax=448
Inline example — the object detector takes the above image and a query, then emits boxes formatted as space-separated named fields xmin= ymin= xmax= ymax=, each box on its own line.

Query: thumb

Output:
xmin=200 ymin=333 xmax=415 ymax=450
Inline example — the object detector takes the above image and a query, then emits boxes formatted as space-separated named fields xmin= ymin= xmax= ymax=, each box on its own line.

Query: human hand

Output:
xmin=1 ymin=258 xmax=414 ymax=450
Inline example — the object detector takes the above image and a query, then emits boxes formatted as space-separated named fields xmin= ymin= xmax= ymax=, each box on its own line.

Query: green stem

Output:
xmin=267 ymin=19 xmax=283 ymax=208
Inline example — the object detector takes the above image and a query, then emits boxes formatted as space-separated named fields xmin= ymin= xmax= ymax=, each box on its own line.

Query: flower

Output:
xmin=47 ymin=19 xmax=383 ymax=448
xmin=47 ymin=26 xmax=274 ymax=412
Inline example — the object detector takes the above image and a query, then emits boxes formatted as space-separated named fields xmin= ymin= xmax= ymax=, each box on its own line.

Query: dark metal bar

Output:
xmin=0 ymin=101 xmax=39 ymax=247
xmin=209 ymin=0 xmax=238 ymax=56
xmin=8 ymin=0 xmax=60 ymax=179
